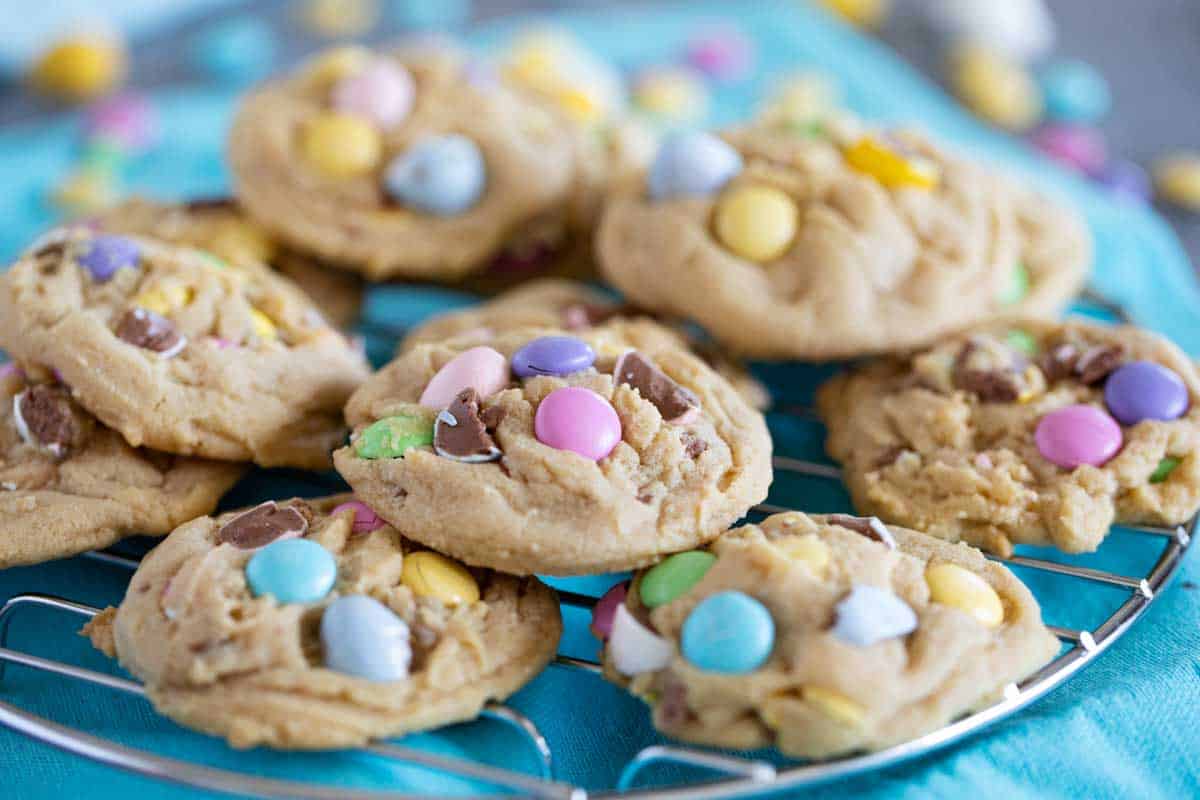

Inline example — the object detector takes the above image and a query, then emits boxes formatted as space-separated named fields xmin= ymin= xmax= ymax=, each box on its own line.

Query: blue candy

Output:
xmin=384 ymin=134 xmax=486 ymax=215
xmin=1038 ymin=59 xmax=1111 ymax=124
xmin=190 ymin=16 xmax=278 ymax=86
xmin=321 ymin=595 xmax=413 ymax=682
xmin=681 ymin=590 xmax=774 ymax=673
xmin=245 ymin=539 xmax=336 ymax=605
xmin=647 ymin=130 xmax=742 ymax=201
xmin=77 ymin=235 xmax=140 ymax=282
xmin=511 ymin=336 xmax=596 ymax=378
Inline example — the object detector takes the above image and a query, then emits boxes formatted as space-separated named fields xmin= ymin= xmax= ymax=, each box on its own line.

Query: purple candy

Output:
xmin=512 ymin=336 xmax=595 ymax=378
xmin=78 ymin=235 xmax=140 ymax=282
xmin=1104 ymin=361 xmax=1189 ymax=425
xmin=1096 ymin=159 xmax=1151 ymax=203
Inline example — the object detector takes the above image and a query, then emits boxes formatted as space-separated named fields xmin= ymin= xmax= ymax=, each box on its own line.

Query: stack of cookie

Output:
xmin=1 ymin=37 xmax=1194 ymax=765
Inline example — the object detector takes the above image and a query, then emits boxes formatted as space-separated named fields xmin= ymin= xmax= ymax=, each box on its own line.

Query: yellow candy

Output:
xmin=51 ymin=170 xmax=119 ymax=216
xmin=301 ymin=113 xmax=382 ymax=178
xmin=925 ymin=563 xmax=1005 ymax=628
xmin=401 ymin=551 xmax=480 ymax=606
xmin=209 ymin=220 xmax=275 ymax=267
xmin=844 ymin=136 xmax=940 ymax=189
xmin=302 ymin=46 xmax=372 ymax=88
xmin=133 ymin=285 xmax=193 ymax=315
xmin=1154 ymin=154 xmax=1200 ymax=211
xmin=555 ymin=86 xmax=604 ymax=124
xmin=802 ymin=686 xmax=865 ymax=726
xmin=249 ymin=309 xmax=278 ymax=342
xmin=634 ymin=69 xmax=709 ymax=123
xmin=774 ymin=534 xmax=831 ymax=577
xmin=950 ymin=44 xmax=1042 ymax=132
xmin=713 ymin=185 xmax=798 ymax=263
xmin=816 ymin=0 xmax=890 ymax=28
xmin=298 ymin=0 xmax=380 ymax=38
xmin=762 ymin=72 xmax=838 ymax=127
xmin=31 ymin=36 xmax=126 ymax=102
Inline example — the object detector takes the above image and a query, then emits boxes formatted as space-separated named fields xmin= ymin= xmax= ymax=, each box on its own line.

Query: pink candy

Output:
xmin=419 ymin=346 xmax=509 ymax=409
xmin=1030 ymin=124 xmax=1107 ymax=174
xmin=84 ymin=93 xmax=159 ymax=152
xmin=1035 ymin=404 xmax=1123 ymax=469
xmin=686 ymin=26 xmax=752 ymax=82
xmin=534 ymin=387 xmax=622 ymax=461
xmin=331 ymin=500 xmax=386 ymax=534
xmin=590 ymin=582 xmax=628 ymax=640
xmin=332 ymin=60 xmax=415 ymax=131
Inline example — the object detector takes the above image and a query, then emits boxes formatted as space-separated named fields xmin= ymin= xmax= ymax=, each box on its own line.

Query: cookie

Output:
xmin=818 ymin=319 xmax=1200 ymax=555
xmin=0 ymin=228 xmax=370 ymax=468
xmin=97 ymin=197 xmax=364 ymax=328
xmin=400 ymin=278 xmax=771 ymax=410
xmin=228 ymin=45 xmax=577 ymax=281
xmin=0 ymin=365 xmax=243 ymax=567
xmin=84 ymin=495 xmax=561 ymax=749
xmin=597 ymin=512 xmax=1058 ymax=758
xmin=596 ymin=123 xmax=1090 ymax=360
xmin=334 ymin=325 xmax=773 ymax=575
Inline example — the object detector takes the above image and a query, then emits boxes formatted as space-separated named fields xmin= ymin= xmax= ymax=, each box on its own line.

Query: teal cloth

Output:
xmin=0 ymin=2 xmax=1197 ymax=798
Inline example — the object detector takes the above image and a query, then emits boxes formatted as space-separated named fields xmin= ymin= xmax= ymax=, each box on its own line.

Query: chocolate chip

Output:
xmin=954 ymin=369 xmax=1021 ymax=402
xmin=184 ymin=196 xmax=237 ymax=212
xmin=562 ymin=302 xmax=619 ymax=331
xmin=656 ymin=675 xmax=694 ymax=728
xmin=434 ymin=389 xmax=501 ymax=463
xmin=32 ymin=241 xmax=65 ymax=260
xmin=480 ymin=404 xmax=506 ymax=431
xmin=1038 ymin=344 xmax=1080 ymax=382
xmin=218 ymin=501 xmax=309 ymax=549
xmin=873 ymin=445 xmax=906 ymax=469
xmin=115 ymin=308 xmax=187 ymax=357
xmin=12 ymin=385 xmax=86 ymax=458
xmin=1075 ymin=345 xmax=1124 ymax=384
xmin=826 ymin=514 xmax=897 ymax=549
xmin=683 ymin=432 xmax=708 ymax=459
xmin=614 ymin=351 xmax=700 ymax=424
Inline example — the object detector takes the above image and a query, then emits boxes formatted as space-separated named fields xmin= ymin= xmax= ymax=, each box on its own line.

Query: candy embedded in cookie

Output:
xmin=818 ymin=319 xmax=1200 ymax=555
xmin=334 ymin=326 xmax=773 ymax=575
xmin=229 ymin=45 xmax=578 ymax=280
xmin=0 ymin=228 xmax=371 ymax=468
xmin=82 ymin=495 xmax=562 ymax=749
xmin=599 ymin=512 xmax=1058 ymax=758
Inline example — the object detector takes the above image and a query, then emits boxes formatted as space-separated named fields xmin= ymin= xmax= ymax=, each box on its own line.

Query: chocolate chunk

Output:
xmin=12 ymin=385 xmax=86 ymax=458
xmin=683 ymin=432 xmax=708 ymax=459
xmin=826 ymin=514 xmax=897 ymax=549
xmin=480 ymin=404 xmax=506 ymax=431
xmin=115 ymin=308 xmax=187 ymax=357
xmin=562 ymin=302 xmax=620 ymax=331
xmin=954 ymin=369 xmax=1021 ymax=402
xmin=218 ymin=501 xmax=309 ymax=549
xmin=184 ymin=196 xmax=237 ymax=212
xmin=1075 ymin=345 xmax=1124 ymax=384
xmin=614 ymin=351 xmax=700 ymax=424
xmin=32 ymin=241 xmax=65 ymax=260
xmin=656 ymin=675 xmax=695 ymax=728
xmin=434 ymin=389 xmax=501 ymax=463
xmin=873 ymin=445 xmax=906 ymax=469
xmin=1038 ymin=343 xmax=1080 ymax=382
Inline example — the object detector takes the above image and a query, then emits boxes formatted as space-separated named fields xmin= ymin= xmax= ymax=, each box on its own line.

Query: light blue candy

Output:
xmin=681 ymin=590 xmax=774 ymax=674
xmin=647 ymin=130 xmax=742 ymax=201
xmin=384 ymin=134 xmax=486 ymax=215
xmin=1038 ymin=59 xmax=1111 ymax=124
xmin=190 ymin=16 xmax=277 ymax=85
xmin=245 ymin=539 xmax=336 ymax=605
xmin=394 ymin=0 xmax=472 ymax=29
xmin=321 ymin=595 xmax=413 ymax=682
xmin=831 ymin=584 xmax=917 ymax=647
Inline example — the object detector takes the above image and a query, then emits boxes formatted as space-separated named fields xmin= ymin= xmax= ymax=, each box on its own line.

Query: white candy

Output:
xmin=831 ymin=584 xmax=918 ymax=647
xmin=918 ymin=0 xmax=1055 ymax=63
xmin=609 ymin=603 xmax=673 ymax=676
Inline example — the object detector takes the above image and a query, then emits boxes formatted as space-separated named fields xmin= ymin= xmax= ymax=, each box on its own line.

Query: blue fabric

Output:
xmin=0 ymin=2 xmax=1197 ymax=798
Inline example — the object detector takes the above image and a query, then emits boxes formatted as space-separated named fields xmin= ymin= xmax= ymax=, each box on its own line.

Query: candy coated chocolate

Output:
xmin=419 ymin=346 xmax=508 ymax=409
xmin=1035 ymin=404 xmax=1122 ymax=468
xmin=534 ymin=387 xmax=621 ymax=461
xmin=245 ymin=538 xmax=337 ymax=604
xmin=681 ymin=590 xmax=774 ymax=674
xmin=511 ymin=336 xmax=595 ymax=378
xmin=831 ymin=584 xmax=917 ymax=647
xmin=321 ymin=595 xmax=412 ymax=682
xmin=647 ymin=131 xmax=742 ymax=201
xmin=1104 ymin=361 xmax=1189 ymax=425
xmin=78 ymin=235 xmax=140 ymax=282
xmin=384 ymin=134 xmax=486 ymax=215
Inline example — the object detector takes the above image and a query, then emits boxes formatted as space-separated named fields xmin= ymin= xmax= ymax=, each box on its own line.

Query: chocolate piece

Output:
xmin=115 ymin=308 xmax=187 ymax=358
xmin=954 ymin=369 xmax=1021 ymax=402
xmin=218 ymin=501 xmax=309 ymax=549
xmin=825 ymin=514 xmax=897 ymax=549
xmin=656 ymin=674 xmax=695 ymax=728
xmin=12 ymin=385 xmax=86 ymax=458
xmin=683 ymin=432 xmax=708 ymax=459
xmin=184 ymin=196 xmax=237 ymax=212
xmin=1038 ymin=343 xmax=1080 ymax=382
xmin=1075 ymin=345 xmax=1124 ymax=385
xmin=562 ymin=302 xmax=620 ymax=331
xmin=953 ymin=338 xmax=1022 ymax=402
xmin=434 ymin=389 xmax=502 ymax=463
xmin=873 ymin=445 xmax=906 ymax=469
xmin=480 ymin=404 xmax=506 ymax=431
xmin=614 ymin=351 xmax=700 ymax=424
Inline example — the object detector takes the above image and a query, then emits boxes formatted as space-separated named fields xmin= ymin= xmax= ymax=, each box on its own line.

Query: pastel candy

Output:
xmin=681 ymin=590 xmax=774 ymax=674
xmin=639 ymin=551 xmax=716 ymax=608
xmin=925 ymin=563 xmax=1004 ymax=628
xmin=831 ymin=584 xmax=918 ymax=647
xmin=321 ymin=595 xmax=412 ymax=682
xmin=686 ymin=26 xmax=752 ymax=81
xmin=190 ymin=16 xmax=277 ymax=86
xmin=534 ymin=387 xmax=621 ymax=461
xmin=331 ymin=499 xmax=386 ymax=534
xmin=78 ymin=235 xmax=140 ymax=282
xmin=647 ymin=131 xmax=743 ymax=201
xmin=998 ymin=261 xmax=1029 ymax=306
xmin=419 ymin=346 xmax=509 ymax=409
xmin=1038 ymin=59 xmax=1110 ymax=124
xmin=301 ymin=112 xmax=382 ymax=178
xmin=511 ymin=336 xmax=595 ymax=378
xmin=713 ymin=184 xmax=798 ymax=262
xmin=1035 ymin=404 xmax=1122 ymax=469
xmin=245 ymin=538 xmax=337 ymax=605
xmin=84 ymin=93 xmax=158 ymax=152
xmin=384 ymin=135 xmax=486 ymax=215
xmin=1104 ymin=361 xmax=1189 ymax=425
xmin=355 ymin=414 xmax=434 ymax=459
xmin=31 ymin=35 xmax=126 ymax=102
xmin=950 ymin=43 xmax=1042 ymax=132
xmin=633 ymin=67 xmax=709 ymax=123
xmin=1097 ymin=160 xmax=1151 ymax=203
xmin=609 ymin=603 xmax=672 ymax=676
xmin=773 ymin=534 xmax=831 ymax=576
xmin=1031 ymin=124 xmax=1107 ymax=174
xmin=1154 ymin=154 xmax=1200 ymax=211
xmin=401 ymin=550 xmax=480 ymax=606
xmin=332 ymin=59 xmax=415 ymax=130
xmin=590 ymin=581 xmax=628 ymax=640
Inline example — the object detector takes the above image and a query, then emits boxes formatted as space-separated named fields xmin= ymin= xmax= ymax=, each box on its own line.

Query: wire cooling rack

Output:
xmin=0 ymin=292 xmax=1193 ymax=799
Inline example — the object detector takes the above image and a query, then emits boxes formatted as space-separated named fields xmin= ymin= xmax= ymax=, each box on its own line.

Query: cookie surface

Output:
xmin=596 ymin=124 xmax=1090 ymax=360
xmin=97 ymin=197 xmax=364 ymax=328
xmin=335 ymin=324 xmax=773 ymax=575
xmin=229 ymin=46 xmax=577 ymax=281
xmin=599 ymin=513 xmax=1058 ymax=758
xmin=818 ymin=319 xmax=1200 ymax=554
xmin=0 ymin=366 xmax=243 ymax=567
xmin=0 ymin=228 xmax=370 ymax=468
xmin=84 ymin=495 xmax=562 ymax=749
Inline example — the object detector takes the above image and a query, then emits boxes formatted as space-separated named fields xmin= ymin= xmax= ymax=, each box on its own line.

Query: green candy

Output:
xmin=1150 ymin=457 xmax=1181 ymax=484
xmin=355 ymin=414 xmax=433 ymax=460
xmin=998 ymin=262 xmax=1029 ymax=307
xmin=1005 ymin=329 xmax=1038 ymax=357
xmin=639 ymin=550 xmax=716 ymax=608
